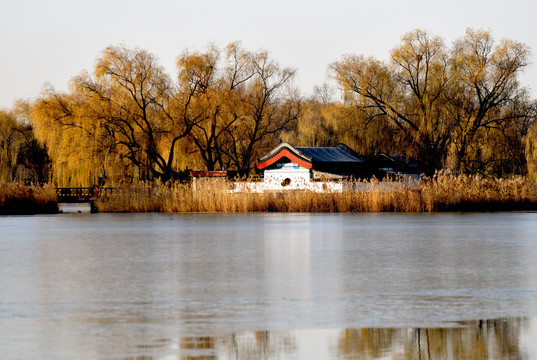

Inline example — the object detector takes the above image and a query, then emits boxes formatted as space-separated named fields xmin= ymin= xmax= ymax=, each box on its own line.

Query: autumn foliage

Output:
xmin=331 ymin=29 xmax=535 ymax=176
xmin=29 ymin=42 xmax=299 ymax=186
xmin=0 ymin=28 xmax=535 ymax=189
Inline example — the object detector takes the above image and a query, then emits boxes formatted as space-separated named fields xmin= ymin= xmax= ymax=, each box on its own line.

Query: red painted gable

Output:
xmin=256 ymin=149 xmax=312 ymax=170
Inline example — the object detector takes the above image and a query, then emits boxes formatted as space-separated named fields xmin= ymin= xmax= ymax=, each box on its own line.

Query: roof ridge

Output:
xmin=256 ymin=143 xmax=313 ymax=170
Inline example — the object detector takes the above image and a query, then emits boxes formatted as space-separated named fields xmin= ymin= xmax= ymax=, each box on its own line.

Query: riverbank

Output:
xmin=3 ymin=174 xmax=537 ymax=214
xmin=0 ymin=182 xmax=58 ymax=215
xmin=94 ymin=173 xmax=537 ymax=213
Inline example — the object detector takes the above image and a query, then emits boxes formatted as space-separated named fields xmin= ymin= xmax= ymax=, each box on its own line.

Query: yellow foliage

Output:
xmin=525 ymin=124 xmax=537 ymax=181
xmin=331 ymin=28 xmax=532 ymax=175
xmin=29 ymin=42 xmax=299 ymax=184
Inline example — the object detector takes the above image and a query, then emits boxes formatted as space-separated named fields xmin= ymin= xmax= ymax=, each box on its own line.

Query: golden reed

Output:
xmin=0 ymin=182 xmax=58 ymax=214
xmin=94 ymin=172 xmax=537 ymax=213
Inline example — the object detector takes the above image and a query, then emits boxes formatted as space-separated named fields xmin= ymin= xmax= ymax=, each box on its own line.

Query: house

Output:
xmin=245 ymin=143 xmax=366 ymax=191
xmin=256 ymin=142 xmax=369 ymax=179
xmin=366 ymin=154 xmax=422 ymax=181
xmin=228 ymin=143 xmax=423 ymax=192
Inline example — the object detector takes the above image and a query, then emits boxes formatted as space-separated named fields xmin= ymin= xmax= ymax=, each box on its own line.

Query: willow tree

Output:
xmin=180 ymin=42 xmax=300 ymax=176
xmin=331 ymin=28 xmax=532 ymax=175
xmin=0 ymin=108 xmax=50 ymax=183
xmin=448 ymin=29 xmax=531 ymax=173
xmin=523 ymin=102 xmax=537 ymax=180
xmin=332 ymin=30 xmax=453 ymax=174
xmin=32 ymin=45 xmax=209 ymax=185
xmin=0 ymin=111 xmax=22 ymax=181
xmin=31 ymin=89 xmax=113 ymax=186
xmin=224 ymin=47 xmax=301 ymax=176
xmin=0 ymin=110 xmax=29 ymax=182
xmin=72 ymin=45 xmax=202 ymax=182
xmin=177 ymin=43 xmax=250 ymax=172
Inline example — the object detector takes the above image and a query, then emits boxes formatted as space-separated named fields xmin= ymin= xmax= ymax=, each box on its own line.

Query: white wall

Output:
xmin=231 ymin=168 xmax=421 ymax=193
xmin=232 ymin=168 xmax=344 ymax=193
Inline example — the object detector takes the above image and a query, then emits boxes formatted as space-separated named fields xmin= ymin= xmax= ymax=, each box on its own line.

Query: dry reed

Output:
xmin=94 ymin=172 xmax=537 ymax=213
xmin=0 ymin=182 xmax=59 ymax=215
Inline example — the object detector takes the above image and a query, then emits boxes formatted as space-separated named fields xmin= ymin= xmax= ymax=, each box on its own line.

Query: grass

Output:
xmin=93 ymin=172 xmax=537 ymax=213
xmin=0 ymin=182 xmax=59 ymax=215
xmin=3 ymin=173 xmax=535 ymax=214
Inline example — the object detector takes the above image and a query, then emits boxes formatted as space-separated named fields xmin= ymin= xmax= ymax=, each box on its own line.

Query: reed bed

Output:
xmin=0 ymin=182 xmax=58 ymax=215
xmin=94 ymin=172 xmax=537 ymax=213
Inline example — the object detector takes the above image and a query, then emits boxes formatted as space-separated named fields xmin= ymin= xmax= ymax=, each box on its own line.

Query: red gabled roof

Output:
xmin=256 ymin=148 xmax=312 ymax=170
xmin=256 ymin=142 xmax=365 ymax=171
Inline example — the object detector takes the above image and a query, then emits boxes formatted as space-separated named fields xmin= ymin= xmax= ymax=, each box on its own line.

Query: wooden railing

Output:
xmin=55 ymin=187 xmax=98 ymax=203
xmin=55 ymin=187 xmax=153 ymax=203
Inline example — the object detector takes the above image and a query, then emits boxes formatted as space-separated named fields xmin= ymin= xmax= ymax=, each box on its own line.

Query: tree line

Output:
xmin=1 ymin=29 xmax=537 ymax=186
xmin=0 ymin=107 xmax=49 ymax=183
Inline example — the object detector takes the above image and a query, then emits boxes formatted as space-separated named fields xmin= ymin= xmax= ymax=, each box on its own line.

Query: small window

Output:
xmin=281 ymin=178 xmax=291 ymax=187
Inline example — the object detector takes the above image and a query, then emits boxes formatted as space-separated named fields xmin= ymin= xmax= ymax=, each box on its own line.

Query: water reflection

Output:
xmin=116 ymin=318 xmax=533 ymax=359
xmin=337 ymin=318 xmax=529 ymax=359
xmin=4 ymin=213 xmax=537 ymax=359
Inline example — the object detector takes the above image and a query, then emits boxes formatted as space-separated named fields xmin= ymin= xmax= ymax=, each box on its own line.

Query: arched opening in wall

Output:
xmin=281 ymin=178 xmax=291 ymax=187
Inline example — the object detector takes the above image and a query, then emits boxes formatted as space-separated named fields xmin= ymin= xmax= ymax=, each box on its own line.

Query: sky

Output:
xmin=1 ymin=0 xmax=536 ymax=110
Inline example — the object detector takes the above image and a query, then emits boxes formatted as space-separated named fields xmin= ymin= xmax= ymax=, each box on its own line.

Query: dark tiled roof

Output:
xmin=256 ymin=143 xmax=365 ymax=174
xmin=296 ymin=145 xmax=363 ymax=163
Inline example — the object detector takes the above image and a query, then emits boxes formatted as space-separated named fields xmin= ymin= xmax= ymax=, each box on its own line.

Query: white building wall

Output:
xmin=263 ymin=168 xmax=311 ymax=190
xmin=232 ymin=168 xmax=344 ymax=193
xmin=231 ymin=169 xmax=421 ymax=193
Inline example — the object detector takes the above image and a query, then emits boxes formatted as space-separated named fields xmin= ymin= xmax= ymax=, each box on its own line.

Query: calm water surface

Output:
xmin=2 ymin=212 xmax=537 ymax=359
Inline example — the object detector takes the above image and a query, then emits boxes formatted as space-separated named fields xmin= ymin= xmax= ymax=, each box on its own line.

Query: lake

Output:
xmin=1 ymin=212 xmax=537 ymax=359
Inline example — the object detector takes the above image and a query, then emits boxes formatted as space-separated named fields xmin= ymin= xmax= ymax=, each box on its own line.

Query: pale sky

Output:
xmin=1 ymin=0 xmax=536 ymax=109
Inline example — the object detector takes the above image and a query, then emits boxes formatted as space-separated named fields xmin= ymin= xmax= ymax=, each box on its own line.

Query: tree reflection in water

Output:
xmin=337 ymin=318 xmax=528 ymax=360
xmin=117 ymin=317 xmax=531 ymax=360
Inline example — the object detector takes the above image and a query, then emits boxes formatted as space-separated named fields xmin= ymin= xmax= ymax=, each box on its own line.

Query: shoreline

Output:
xmin=0 ymin=182 xmax=58 ymax=215
xmin=3 ymin=175 xmax=537 ymax=215
xmin=93 ymin=174 xmax=537 ymax=213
